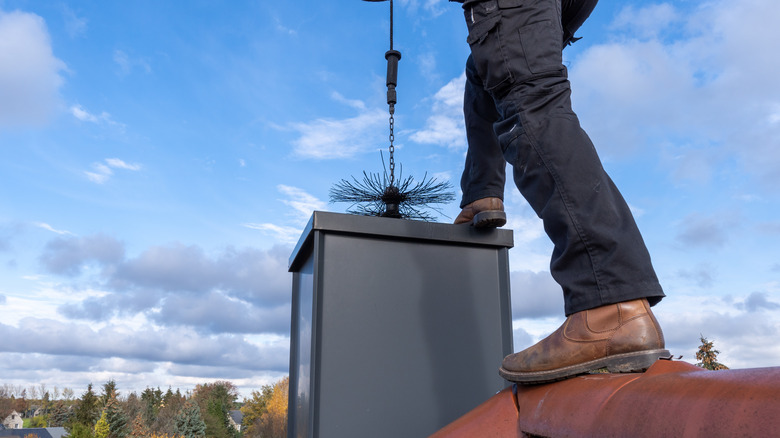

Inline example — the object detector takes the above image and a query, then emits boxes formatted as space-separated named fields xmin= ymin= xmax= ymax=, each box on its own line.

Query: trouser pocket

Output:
xmin=465 ymin=0 xmax=563 ymax=93
xmin=517 ymin=18 xmax=562 ymax=74
xmin=465 ymin=4 xmax=512 ymax=92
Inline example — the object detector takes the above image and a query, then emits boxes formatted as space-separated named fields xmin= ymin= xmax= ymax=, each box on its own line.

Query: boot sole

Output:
xmin=473 ymin=210 xmax=507 ymax=228
xmin=498 ymin=349 xmax=672 ymax=384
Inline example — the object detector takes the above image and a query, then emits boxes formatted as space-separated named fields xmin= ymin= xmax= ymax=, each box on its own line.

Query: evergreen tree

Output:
xmin=696 ymin=335 xmax=730 ymax=370
xmin=164 ymin=387 xmax=175 ymax=406
xmin=174 ymin=401 xmax=206 ymax=438
xmin=94 ymin=411 xmax=110 ymax=438
xmin=104 ymin=396 xmax=128 ymax=438
xmin=141 ymin=387 xmax=163 ymax=427
xmin=49 ymin=401 xmax=71 ymax=427
xmin=100 ymin=380 xmax=118 ymax=409
xmin=42 ymin=391 xmax=52 ymax=416
xmin=128 ymin=414 xmax=150 ymax=438
xmin=154 ymin=387 xmax=184 ymax=437
xmin=72 ymin=383 xmax=100 ymax=430
xmin=206 ymin=397 xmax=231 ymax=438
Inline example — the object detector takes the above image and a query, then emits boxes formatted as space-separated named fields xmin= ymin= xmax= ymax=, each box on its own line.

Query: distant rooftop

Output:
xmin=0 ymin=428 xmax=54 ymax=438
xmin=229 ymin=409 xmax=244 ymax=425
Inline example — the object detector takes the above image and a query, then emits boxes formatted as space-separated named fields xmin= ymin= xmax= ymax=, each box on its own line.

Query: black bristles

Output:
xmin=329 ymin=161 xmax=455 ymax=221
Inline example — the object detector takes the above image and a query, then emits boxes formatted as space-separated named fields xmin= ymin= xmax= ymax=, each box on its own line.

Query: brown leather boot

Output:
xmin=499 ymin=298 xmax=670 ymax=384
xmin=454 ymin=197 xmax=506 ymax=228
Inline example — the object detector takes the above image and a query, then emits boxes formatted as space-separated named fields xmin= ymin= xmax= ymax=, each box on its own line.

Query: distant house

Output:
xmin=1 ymin=411 xmax=23 ymax=430
xmin=228 ymin=409 xmax=244 ymax=432
xmin=23 ymin=407 xmax=38 ymax=419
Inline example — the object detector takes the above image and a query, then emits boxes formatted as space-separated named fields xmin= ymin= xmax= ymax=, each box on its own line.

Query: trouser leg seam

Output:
xmin=514 ymin=103 xmax=606 ymax=299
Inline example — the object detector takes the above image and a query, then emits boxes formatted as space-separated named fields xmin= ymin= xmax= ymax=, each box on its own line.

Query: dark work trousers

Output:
xmin=458 ymin=0 xmax=665 ymax=315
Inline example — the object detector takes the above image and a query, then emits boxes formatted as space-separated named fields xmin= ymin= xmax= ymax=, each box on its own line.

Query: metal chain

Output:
xmin=389 ymin=113 xmax=395 ymax=186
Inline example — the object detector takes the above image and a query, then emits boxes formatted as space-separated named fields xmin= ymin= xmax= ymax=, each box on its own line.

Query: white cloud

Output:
xmin=40 ymin=238 xmax=293 ymax=327
xmin=62 ymin=5 xmax=87 ymax=38
xmin=105 ymin=158 xmax=141 ymax=171
xmin=331 ymin=91 xmax=366 ymax=110
xmin=628 ymin=203 xmax=645 ymax=218
xmin=431 ymin=171 xmax=452 ymax=182
xmin=113 ymin=49 xmax=131 ymax=74
xmin=397 ymin=0 xmax=446 ymax=17
xmin=34 ymin=222 xmax=74 ymax=236
xmin=290 ymin=108 xmax=387 ymax=159
xmin=85 ymin=169 xmax=111 ymax=184
xmin=503 ymin=194 xmax=550 ymax=272
xmin=661 ymin=144 xmax=725 ymax=186
xmin=570 ymin=0 xmax=780 ymax=188
xmin=243 ymin=184 xmax=327 ymax=244
xmin=40 ymin=233 xmax=125 ymax=276
xmin=610 ymin=3 xmax=680 ymax=40
xmin=512 ymin=325 xmax=534 ymax=352
xmin=243 ymin=185 xmax=328 ymax=245
xmin=0 ymin=318 xmax=289 ymax=371
xmin=510 ymin=270 xmax=564 ymax=319
xmin=113 ymin=49 xmax=151 ymax=76
xmin=243 ymin=223 xmax=303 ymax=246
xmin=675 ymin=212 xmax=739 ymax=249
xmin=417 ymin=52 xmax=439 ymax=83
xmin=69 ymin=104 xmax=124 ymax=131
xmin=3 ymin=232 xmax=295 ymax=397
xmin=410 ymin=73 xmax=467 ymax=150
xmin=768 ymin=104 xmax=780 ymax=124
xmin=84 ymin=158 xmax=142 ymax=184
xmin=0 ymin=9 xmax=66 ymax=126
xmin=70 ymin=104 xmax=98 ymax=122
xmin=277 ymin=184 xmax=327 ymax=224
xmin=274 ymin=16 xmax=297 ymax=36
xmin=677 ymin=263 xmax=717 ymax=289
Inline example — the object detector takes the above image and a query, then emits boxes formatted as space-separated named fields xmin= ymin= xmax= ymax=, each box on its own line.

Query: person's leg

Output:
xmin=462 ymin=0 xmax=668 ymax=382
xmin=456 ymin=0 xmax=599 ymax=227
xmin=455 ymin=55 xmax=508 ymax=227
xmin=466 ymin=0 xmax=664 ymax=312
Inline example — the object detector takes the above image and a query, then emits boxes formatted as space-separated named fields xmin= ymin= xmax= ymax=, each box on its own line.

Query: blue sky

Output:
xmin=1 ymin=0 xmax=779 ymax=398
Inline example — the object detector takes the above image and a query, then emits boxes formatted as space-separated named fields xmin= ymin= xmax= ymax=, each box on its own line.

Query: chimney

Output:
xmin=288 ymin=211 xmax=514 ymax=437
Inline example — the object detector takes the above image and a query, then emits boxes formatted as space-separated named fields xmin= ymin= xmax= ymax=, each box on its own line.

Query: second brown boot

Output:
xmin=454 ymin=197 xmax=506 ymax=228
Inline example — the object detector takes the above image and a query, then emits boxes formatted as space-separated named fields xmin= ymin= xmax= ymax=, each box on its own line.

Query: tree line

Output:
xmin=2 ymin=336 xmax=727 ymax=436
xmin=1 ymin=377 xmax=288 ymax=438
